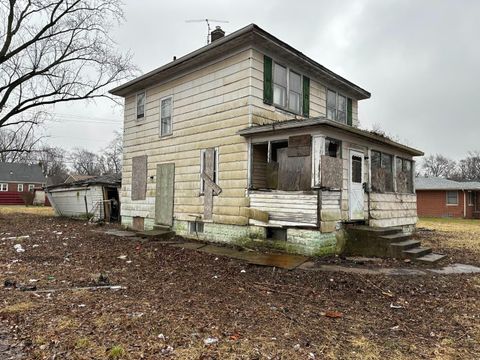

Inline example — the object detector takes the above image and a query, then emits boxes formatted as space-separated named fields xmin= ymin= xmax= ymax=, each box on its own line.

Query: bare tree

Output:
xmin=456 ymin=151 xmax=480 ymax=181
xmin=0 ymin=118 xmax=43 ymax=162
xmin=35 ymin=145 xmax=69 ymax=184
xmin=421 ymin=154 xmax=457 ymax=178
xmin=102 ymin=130 xmax=122 ymax=174
xmin=70 ymin=147 xmax=103 ymax=176
xmin=0 ymin=0 xmax=136 ymax=131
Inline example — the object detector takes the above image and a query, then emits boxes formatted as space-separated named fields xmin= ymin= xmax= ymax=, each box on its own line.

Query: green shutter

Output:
xmin=347 ymin=98 xmax=353 ymax=126
xmin=302 ymin=76 xmax=310 ymax=117
xmin=263 ymin=55 xmax=273 ymax=105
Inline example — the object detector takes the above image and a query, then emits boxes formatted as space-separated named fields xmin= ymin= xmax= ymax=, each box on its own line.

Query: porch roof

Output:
xmin=238 ymin=117 xmax=424 ymax=156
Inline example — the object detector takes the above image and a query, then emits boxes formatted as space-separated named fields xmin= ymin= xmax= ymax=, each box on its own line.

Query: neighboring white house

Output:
xmin=45 ymin=174 xmax=121 ymax=222
xmin=109 ymin=24 xmax=423 ymax=255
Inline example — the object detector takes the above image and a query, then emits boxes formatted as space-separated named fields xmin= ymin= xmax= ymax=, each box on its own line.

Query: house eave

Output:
xmin=238 ymin=118 xmax=424 ymax=157
xmin=109 ymin=24 xmax=370 ymax=100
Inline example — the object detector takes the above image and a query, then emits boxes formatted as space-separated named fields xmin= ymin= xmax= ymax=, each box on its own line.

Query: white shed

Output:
xmin=45 ymin=174 xmax=121 ymax=222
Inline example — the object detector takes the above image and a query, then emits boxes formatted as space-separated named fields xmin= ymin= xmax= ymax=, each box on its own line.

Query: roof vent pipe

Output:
xmin=211 ymin=26 xmax=225 ymax=42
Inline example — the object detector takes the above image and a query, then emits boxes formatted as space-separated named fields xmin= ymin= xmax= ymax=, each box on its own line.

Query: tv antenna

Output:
xmin=185 ymin=19 xmax=229 ymax=44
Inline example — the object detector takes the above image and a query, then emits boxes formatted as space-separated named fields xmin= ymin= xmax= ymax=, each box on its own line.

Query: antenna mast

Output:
xmin=185 ymin=18 xmax=229 ymax=44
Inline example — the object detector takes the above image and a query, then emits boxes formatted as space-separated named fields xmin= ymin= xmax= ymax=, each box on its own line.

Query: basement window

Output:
xmin=446 ymin=191 xmax=458 ymax=205
xmin=188 ymin=221 xmax=204 ymax=234
xmin=371 ymin=150 xmax=394 ymax=193
xmin=266 ymin=227 xmax=287 ymax=241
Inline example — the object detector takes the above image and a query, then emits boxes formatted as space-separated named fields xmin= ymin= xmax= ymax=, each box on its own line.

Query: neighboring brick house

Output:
xmin=0 ymin=163 xmax=46 ymax=205
xmin=415 ymin=177 xmax=480 ymax=219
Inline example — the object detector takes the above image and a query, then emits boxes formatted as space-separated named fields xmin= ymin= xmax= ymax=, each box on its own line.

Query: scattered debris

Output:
xmin=4 ymin=279 xmax=16 ymax=288
xmin=390 ymin=303 xmax=403 ymax=309
xmin=14 ymin=244 xmax=25 ymax=253
xmin=203 ymin=337 xmax=219 ymax=346
xmin=117 ymin=255 xmax=127 ymax=260
xmin=324 ymin=310 xmax=343 ymax=318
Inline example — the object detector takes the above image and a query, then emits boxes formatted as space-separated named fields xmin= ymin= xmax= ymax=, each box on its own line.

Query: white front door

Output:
xmin=349 ymin=150 xmax=365 ymax=220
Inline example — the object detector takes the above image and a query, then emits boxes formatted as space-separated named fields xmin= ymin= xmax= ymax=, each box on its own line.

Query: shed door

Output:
xmin=155 ymin=163 xmax=175 ymax=226
xmin=349 ymin=150 xmax=365 ymax=220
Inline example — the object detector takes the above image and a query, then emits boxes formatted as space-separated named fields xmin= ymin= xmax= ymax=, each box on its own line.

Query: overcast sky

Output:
xmin=50 ymin=0 xmax=480 ymax=160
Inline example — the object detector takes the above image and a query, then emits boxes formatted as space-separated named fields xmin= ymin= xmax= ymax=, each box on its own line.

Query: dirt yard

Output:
xmin=1 ymin=208 xmax=479 ymax=359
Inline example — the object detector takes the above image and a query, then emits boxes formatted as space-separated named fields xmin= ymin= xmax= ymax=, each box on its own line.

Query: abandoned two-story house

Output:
xmin=110 ymin=24 xmax=423 ymax=256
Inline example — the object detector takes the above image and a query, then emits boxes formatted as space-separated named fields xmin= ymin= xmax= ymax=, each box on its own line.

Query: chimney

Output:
xmin=210 ymin=26 xmax=225 ymax=43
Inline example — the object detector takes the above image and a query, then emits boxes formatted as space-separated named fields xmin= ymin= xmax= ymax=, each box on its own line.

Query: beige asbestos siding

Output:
xmin=121 ymin=49 xmax=254 ymax=226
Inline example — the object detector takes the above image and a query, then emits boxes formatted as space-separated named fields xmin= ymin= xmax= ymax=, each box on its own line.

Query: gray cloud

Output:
xmin=49 ymin=0 xmax=479 ymax=160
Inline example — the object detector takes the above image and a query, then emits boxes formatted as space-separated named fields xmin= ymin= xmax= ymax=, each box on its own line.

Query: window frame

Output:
xmin=0 ymin=183 xmax=7 ymax=191
xmin=326 ymin=89 xmax=348 ymax=124
xmin=136 ymin=90 xmax=146 ymax=120
xmin=200 ymin=148 xmax=219 ymax=195
xmin=160 ymin=95 xmax=173 ymax=137
xmin=468 ymin=191 xmax=475 ymax=206
xmin=17 ymin=184 xmax=24 ymax=192
xmin=28 ymin=184 xmax=35 ymax=192
xmin=446 ymin=191 xmax=458 ymax=206
xmin=395 ymin=156 xmax=414 ymax=194
xmin=272 ymin=61 xmax=303 ymax=115
xmin=370 ymin=150 xmax=394 ymax=193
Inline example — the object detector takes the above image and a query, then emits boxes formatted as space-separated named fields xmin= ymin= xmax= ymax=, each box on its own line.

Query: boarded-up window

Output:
xmin=395 ymin=157 xmax=414 ymax=193
xmin=371 ymin=151 xmax=394 ymax=193
xmin=131 ymin=155 xmax=147 ymax=200
xmin=200 ymin=148 xmax=218 ymax=194
xmin=251 ymin=143 xmax=268 ymax=189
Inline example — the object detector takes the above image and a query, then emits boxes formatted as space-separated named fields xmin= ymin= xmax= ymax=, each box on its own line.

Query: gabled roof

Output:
xmin=238 ymin=117 xmax=424 ymax=156
xmin=64 ymin=174 xmax=95 ymax=183
xmin=45 ymin=173 xmax=121 ymax=190
xmin=415 ymin=177 xmax=480 ymax=190
xmin=109 ymin=24 xmax=370 ymax=100
xmin=0 ymin=162 xmax=45 ymax=183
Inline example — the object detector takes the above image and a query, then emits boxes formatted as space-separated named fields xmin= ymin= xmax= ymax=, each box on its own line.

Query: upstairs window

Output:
xmin=327 ymin=89 xmax=347 ymax=124
xmin=136 ymin=91 xmax=146 ymax=119
xmin=288 ymin=71 xmax=302 ymax=113
xmin=160 ymin=96 xmax=173 ymax=136
xmin=0 ymin=183 xmax=7 ymax=191
xmin=273 ymin=62 xmax=303 ymax=114
xmin=273 ymin=63 xmax=287 ymax=108
xmin=371 ymin=150 xmax=394 ymax=192
xmin=17 ymin=184 xmax=23 ymax=192
xmin=446 ymin=191 xmax=458 ymax=205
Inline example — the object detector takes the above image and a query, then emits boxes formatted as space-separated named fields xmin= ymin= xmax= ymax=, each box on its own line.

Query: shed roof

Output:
xmin=109 ymin=24 xmax=370 ymax=100
xmin=45 ymin=173 xmax=121 ymax=190
xmin=415 ymin=177 xmax=480 ymax=190
xmin=238 ymin=117 xmax=424 ymax=156
xmin=0 ymin=162 xmax=45 ymax=183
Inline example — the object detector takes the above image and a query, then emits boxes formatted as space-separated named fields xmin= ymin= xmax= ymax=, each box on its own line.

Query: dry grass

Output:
xmin=0 ymin=301 xmax=35 ymax=314
xmin=0 ymin=205 xmax=54 ymax=216
xmin=418 ymin=217 xmax=480 ymax=252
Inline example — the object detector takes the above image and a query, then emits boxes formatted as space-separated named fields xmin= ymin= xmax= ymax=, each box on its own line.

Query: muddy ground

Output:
xmin=1 ymin=211 xmax=479 ymax=359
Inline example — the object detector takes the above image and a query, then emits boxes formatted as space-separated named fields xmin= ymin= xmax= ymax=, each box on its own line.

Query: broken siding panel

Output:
xmin=369 ymin=193 xmax=417 ymax=227
xmin=249 ymin=191 xmax=318 ymax=227
xmin=122 ymin=49 xmax=254 ymax=225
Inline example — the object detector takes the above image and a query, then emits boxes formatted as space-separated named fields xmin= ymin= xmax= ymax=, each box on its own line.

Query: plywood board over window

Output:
xmin=132 ymin=155 xmax=147 ymax=200
xmin=320 ymin=155 xmax=343 ymax=189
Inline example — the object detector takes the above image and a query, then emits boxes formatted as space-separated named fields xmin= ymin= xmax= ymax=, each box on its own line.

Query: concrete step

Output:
xmin=380 ymin=233 xmax=412 ymax=243
xmin=350 ymin=225 xmax=403 ymax=236
xmin=390 ymin=239 xmax=421 ymax=257
xmin=415 ymin=253 xmax=447 ymax=264
xmin=402 ymin=247 xmax=432 ymax=259
xmin=136 ymin=229 xmax=175 ymax=241
xmin=153 ymin=224 xmax=171 ymax=231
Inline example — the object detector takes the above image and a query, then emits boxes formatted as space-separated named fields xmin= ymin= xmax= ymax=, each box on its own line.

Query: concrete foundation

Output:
xmin=121 ymin=215 xmax=337 ymax=256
